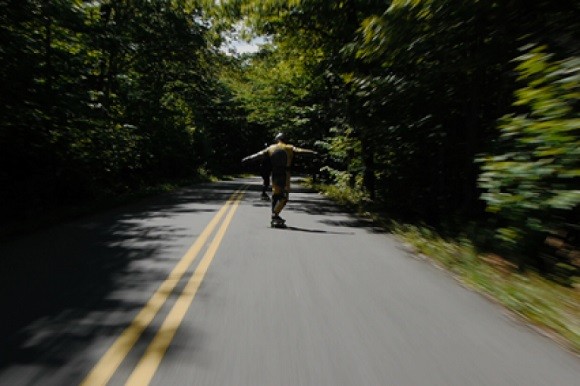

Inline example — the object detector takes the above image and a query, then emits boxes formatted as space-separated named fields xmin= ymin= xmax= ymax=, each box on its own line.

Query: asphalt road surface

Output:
xmin=0 ymin=177 xmax=578 ymax=386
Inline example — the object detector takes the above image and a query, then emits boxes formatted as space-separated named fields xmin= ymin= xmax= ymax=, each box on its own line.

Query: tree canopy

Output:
xmin=218 ymin=0 xmax=579 ymax=271
xmin=1 ymin=0 xmax=578 ymax=273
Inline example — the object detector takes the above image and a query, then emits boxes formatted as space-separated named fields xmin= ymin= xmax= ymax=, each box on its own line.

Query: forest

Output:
xmin=1 ymin=0 xmax=578 ymax=279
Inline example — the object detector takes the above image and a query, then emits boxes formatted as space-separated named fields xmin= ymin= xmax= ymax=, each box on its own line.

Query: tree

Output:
xmin=0 ymin=0 xmax=251 ymax=220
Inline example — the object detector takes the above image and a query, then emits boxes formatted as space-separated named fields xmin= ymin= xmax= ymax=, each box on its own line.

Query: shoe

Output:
xmin=261 ymin=193 xmax=270 ymax=201
xmin=271 ymin=214 xmax=285 ymax=223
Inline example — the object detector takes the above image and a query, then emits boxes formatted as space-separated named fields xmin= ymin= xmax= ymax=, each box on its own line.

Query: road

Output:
xmin=0 ymin=177 xmax=578 ymax=386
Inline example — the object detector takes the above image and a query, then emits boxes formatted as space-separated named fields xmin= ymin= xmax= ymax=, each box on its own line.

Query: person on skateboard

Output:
xmin=242 ymin=133 xmax=317 ymax=227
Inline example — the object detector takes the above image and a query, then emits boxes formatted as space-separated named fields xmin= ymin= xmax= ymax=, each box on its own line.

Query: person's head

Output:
xmin=274 ymin=132 xmax=287 ymax=143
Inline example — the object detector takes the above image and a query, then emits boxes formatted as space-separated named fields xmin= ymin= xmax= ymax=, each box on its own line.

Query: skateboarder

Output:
xmin=242 ymin=133 xmax=317 ymax=227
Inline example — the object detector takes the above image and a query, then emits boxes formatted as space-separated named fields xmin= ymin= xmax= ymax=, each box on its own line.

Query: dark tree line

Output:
xmin=0 ymin=0 xmax=257 ymax=221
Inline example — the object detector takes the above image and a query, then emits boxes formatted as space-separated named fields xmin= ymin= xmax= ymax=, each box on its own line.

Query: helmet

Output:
xmin=274 ymin=132 xmax=286 ymax=142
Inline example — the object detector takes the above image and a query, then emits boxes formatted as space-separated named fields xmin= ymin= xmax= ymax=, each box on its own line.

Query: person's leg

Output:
xmin=271 ymin=172 xmax=288 ymax=220
xmin=272 ymin=172 xmax=290 ymax=217
xmin=272 ymin=191 xmax=288 ymax=217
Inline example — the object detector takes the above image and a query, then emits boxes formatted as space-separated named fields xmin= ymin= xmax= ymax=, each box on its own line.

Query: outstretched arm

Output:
xmin=242 ymin=149 xmax=267 ymax=163
xmin=293 ymin=146 xmax=318 ymax=155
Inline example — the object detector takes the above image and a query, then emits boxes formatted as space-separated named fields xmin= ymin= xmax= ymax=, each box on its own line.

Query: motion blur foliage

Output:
xmin=479 ymin=47 xmax=580 ymax=277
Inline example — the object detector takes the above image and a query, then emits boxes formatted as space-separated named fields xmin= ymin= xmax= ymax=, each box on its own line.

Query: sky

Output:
xmin=219 ymin=19 xmax=269 ymax=56
xmin=231 ymin=39 xmax=262 ymax=54
xmin=221 ymin=35 xmax=267 ymax=56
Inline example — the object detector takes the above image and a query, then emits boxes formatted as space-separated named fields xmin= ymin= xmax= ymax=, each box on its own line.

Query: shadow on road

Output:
xmin=274 ymin=226 xmax=355 ymax=235
xmin=0 ymin=180 xmax=247 ymax=371
xmin=0 ymin=177 xmax=387 ymax=374
xmin=248 ymin=177 xmax=388 ymax=234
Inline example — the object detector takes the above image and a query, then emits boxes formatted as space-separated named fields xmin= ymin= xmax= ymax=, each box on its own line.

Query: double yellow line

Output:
xmin=80 ymin=187 xmax=246 ymax=386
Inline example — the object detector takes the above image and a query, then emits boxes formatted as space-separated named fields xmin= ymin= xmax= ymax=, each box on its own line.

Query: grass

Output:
xmin=307 ymin=180 xmax=580 ymax=354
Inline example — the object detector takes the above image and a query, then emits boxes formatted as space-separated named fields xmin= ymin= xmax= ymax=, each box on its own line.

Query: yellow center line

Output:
xmin=80 ymin=187 xmax=246 ymax=386
xmin=124 ymin=190 xmax=245 ymax=386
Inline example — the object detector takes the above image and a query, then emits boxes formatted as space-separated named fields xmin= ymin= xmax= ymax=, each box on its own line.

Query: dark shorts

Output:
xmin=272 ymin=172 xmax=290 ymax=195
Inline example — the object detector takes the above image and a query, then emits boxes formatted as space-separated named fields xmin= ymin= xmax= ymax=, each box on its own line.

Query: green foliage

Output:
xmin=479 ymin=47 xmax=580 ymax=248
xmin=348 ymin=0 xmax=524 ymax=219
xmin=0 ymin=0 xmax=252 ymax=219
xmin=220 ymin=0 xmax=388 ymax=186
